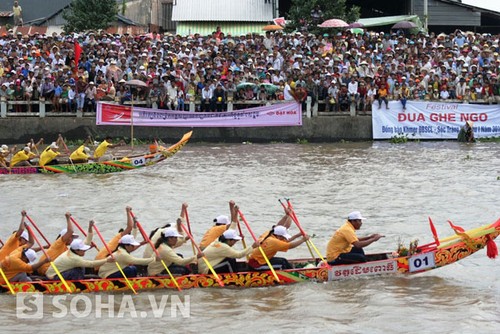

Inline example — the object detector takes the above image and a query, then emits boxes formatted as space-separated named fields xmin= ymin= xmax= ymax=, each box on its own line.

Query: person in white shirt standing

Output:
xmin=347 ymin=75 xmax=359 ymax=108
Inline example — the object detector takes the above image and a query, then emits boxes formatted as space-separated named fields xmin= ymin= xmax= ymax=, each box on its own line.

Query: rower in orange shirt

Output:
xmin=94 ymin=206 xmax=137 ymax=263
xmin=0 ymin=210 xmax=33 ymax=260
xmin=248 ymin=225 xmax=308 ymax=270
xmin=0 ymin=248 xmax=50 ymax=284
xmin=199 ymin=200 xmax=237 ymax=250
xmin=36 ymin=212 xmax=78 ymax=276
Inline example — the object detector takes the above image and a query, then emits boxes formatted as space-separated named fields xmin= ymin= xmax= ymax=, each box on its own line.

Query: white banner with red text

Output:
xmin=96 ymin=102 xmax=302 ymax=127
xmin=372 ymin=101 xmax=500 ymax=139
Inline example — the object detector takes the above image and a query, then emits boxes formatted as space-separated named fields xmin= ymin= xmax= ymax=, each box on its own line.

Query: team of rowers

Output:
xmin=0 ymin=201 xmax=383 ymax=285
xmin=0 ymin=135 xmax=126 ymax=170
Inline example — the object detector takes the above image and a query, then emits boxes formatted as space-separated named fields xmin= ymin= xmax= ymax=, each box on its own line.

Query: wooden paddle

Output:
xmin=282 ymin=199 xmax=330 ymax=268
xmin=25 ymin=215 xmax=51 ymax=248
xmin=57 ymin=134 xmax=71 ymax=155
xmin=183 ymin=206 xmax=197 ymax=256
xmin=178 ymin=219 xmax=224 ymax=287
xmin=231 ymin=202 xmax=247 ymax=249
xmin=278 ymin=199 xmax=315 ymax=259
xmin=24 ymin=220 xmax=72 ymax=293
xmin=0 ymin=267 xmax=15 ymax=294
xmin=92 ymin=224 xmax=137 ymax=294
xmin=130 ymin=211 xmax=182 ymax=291
xmin=69 ymin=217 xmax=99 ymax=251
xmin=237 ymin=209 xmax=281 ymax=283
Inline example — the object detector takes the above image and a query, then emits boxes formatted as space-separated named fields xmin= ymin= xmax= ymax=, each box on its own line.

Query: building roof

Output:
xmin=0 ymin=0 xmax=72 ymax=24
xmin=172 ymin=0 xmax=273 ymax=22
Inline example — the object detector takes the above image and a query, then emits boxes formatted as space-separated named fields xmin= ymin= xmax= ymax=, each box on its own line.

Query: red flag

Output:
xmin=74 ymin=41 xmax=82 ymax=72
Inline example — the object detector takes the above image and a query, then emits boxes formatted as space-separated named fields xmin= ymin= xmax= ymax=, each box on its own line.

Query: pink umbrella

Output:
xmin=318 ymin=19 xmax=349 ymax=28
xmin=391 ymin=21 xmax=417 ymax=29
xmin=348 ymin=22 xmax=364 ymax=28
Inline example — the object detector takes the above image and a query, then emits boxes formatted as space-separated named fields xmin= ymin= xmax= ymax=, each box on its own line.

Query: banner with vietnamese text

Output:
xmin=372 ymin=101 xmax=500 ymax=139
xmin=96 ymin=102 xmax=302 ymax=127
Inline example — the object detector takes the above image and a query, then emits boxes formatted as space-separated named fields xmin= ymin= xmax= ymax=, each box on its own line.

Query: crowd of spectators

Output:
xmin=1 ymin=27 xmax=500 ymax=113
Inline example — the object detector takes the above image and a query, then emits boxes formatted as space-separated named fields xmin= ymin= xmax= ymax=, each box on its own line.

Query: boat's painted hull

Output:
xmin=3 ymin=218 xmax=498 ymax=294
xmin=0 ymin=131 xmax=192 ymax=175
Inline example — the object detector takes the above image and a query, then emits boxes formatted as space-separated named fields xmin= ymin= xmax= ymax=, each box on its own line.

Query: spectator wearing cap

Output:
xmin=326 ymin=211 xmax=384 ymax=265
xmin=96 ymin=59 xmax=107 ymax=76
xmin=99 ymin=234 xmax=155 ymax=279
xmin=37 ymin=212 xmax=80 ymax=276
xmin=46 ymin=234 xmax=113 ymax=280
xmin=84 ymin=81 xmax=97 ymax=112
xmin=399 ymin=81 xmax=410 ymax=110
xmin=39 ymin=141 xmax=60 ymax=167
xmin=247 ymin=224 xmax=309 ymax=271
xmin=0 ymin=210 xmax=33 ymax=260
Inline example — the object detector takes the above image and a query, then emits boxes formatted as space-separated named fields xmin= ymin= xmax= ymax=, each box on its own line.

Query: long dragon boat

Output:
xmin=3 ymin=218 xmax=498 ymax=294
xmin=0 ymin=131 xmax=192 ymax=175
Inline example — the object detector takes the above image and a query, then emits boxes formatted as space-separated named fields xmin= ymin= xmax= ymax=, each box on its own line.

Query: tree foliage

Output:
xmin=286 ymin=0 xmax=360 ymax=35
xmin=63 ymin=0 xmax=119 ymax=33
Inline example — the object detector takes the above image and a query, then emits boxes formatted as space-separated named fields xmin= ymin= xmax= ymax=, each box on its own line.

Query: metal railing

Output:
xmin=1 ymin=97 xmax=497 ymax=118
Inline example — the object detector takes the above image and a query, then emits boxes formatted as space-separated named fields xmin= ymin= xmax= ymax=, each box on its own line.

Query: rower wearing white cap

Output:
xmin=0 ymin=210 xmax=34 ymax=260
xmin=99 ymin=234 xmax=154 ymax=279
xmin=248 ymin=225 xmax=308 ymax=270
xmin=198 ymin=228 xmax=259 ymax=275
xmin=37 ymin=212 xmax=79 ymax=276
xmin=46 ymin=239 xmax=114 ymax=280
xmin=326 ymin=211 xmax=384 ymax=265
xmin=9 ymin=146 xmax=36 ymax=167
xmin=94 ymin=206 xmax=137 ymax=266
xmin=0 ymin=146 xmax=10 ymax=171
xmin=39 ymin=142 xmax=60 ymax=167
xmin=199 ymin=200 xmax=238 ymax=250
xmin=148 ymin=224 xmax=201 ymax=276
xmin=69 ymin=144 xmax=92 ymax=163
xmin=0 ymin=248 xmax=50 ymax=285
xmin=143 ymin=203 xmax=188 ymax=259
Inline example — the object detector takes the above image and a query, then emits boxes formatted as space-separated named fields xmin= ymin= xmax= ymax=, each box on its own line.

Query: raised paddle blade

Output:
xmin=428 ymin=217 xmax=440 ymax=246
xmin=447 ymin=220 xmax=466 ymax=234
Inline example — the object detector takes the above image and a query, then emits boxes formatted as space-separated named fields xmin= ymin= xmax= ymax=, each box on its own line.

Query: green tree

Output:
xmin=63 ymin=0 xmax=119 ymax=33
xmin=287 ymin=0 xmax=360 ymax=35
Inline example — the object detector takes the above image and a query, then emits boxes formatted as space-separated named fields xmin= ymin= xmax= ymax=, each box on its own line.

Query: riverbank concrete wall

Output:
xmin=0 ymin=116 xmax=373 ymax=144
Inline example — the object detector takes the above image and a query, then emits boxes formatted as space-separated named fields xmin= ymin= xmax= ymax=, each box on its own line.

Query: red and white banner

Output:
xmin=372 ymin=101 xmax=500 ymax=139
xmin=96 ymin=102 xmax=302 ymax=127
